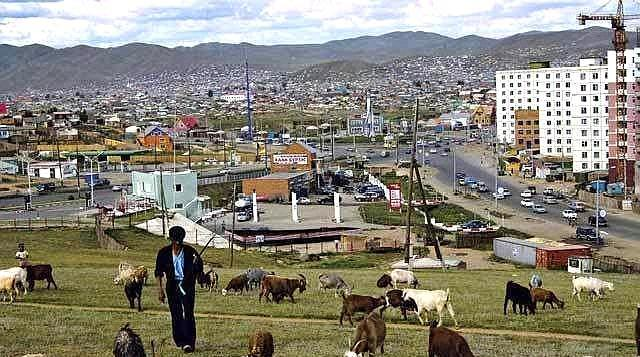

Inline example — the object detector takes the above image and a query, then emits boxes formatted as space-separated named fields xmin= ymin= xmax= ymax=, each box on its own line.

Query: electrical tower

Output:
xmin=578 ymin=1 xmax=640 ymax=196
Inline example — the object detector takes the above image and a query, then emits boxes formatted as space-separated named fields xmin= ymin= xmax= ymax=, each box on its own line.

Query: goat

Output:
xmin=0 ymin=276 xmax=16 ymax=303
xmin=529 ymin=273 xmax=543 ymax=288
xmin=344 ymin=310 xmax=386 ymax=357
xmin=246 ymin=268 xmax=275 ymax=290
xmin=427 ymin=319 xmax=475 ymax=357
xmin=572 ymin=276 xmax=614 ymax=301
xmin=530 ymin=287 xmax=564 ymax=310
xmin=222 ymin=273 xmax=249 ymax=296
xmin=377 ymin=274 xmax=393 ymax=289
xmin=388 ymin=269 xmax=419 ymax=289
xmin=318 ymin=273 xmax=352 ymax=296
xmin=197 ymin=269 xmax=219 ymax=293
xmin=25 ymin=264 xmax=57 ymax=291
xmin=504 ymin=281 xmax=535 ymax=316
xmin=124 ymin=278 xmax=143 ymax=312
xmin=381 ymin=289 xmax=417 ymax=320
xmin=0 ymin=267 xmax=27 ymax=296
xmin=114 ymin=264 xmax=148 ymax=285
xmin=259 ymin=274 xmax=306 ymax=303
xmin=246 ymin=330 xmax=274 ymax=357
xmin=113 ymin=323 xmax=146 ymax=357
xmin=339 ymin=292 xmax=387 ymax=327
xmin=403 ymin=289 xmax=458 ymax=327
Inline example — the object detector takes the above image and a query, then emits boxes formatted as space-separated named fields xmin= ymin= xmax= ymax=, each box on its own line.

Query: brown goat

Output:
xmin=340 ymin=292 xmax=387 ymax=327
xmin=259 ymin=274 xmax=307 ymax=303
xmin=428 ymin=319 xmax=474 ymax=357
xmin=344 ymin=310 xmax=386 ymax=357
xmin=247 ymin=330 xmax=274 ymax=357
xmin=25 ymin=264 xmax=57 ymax=291
xmin=376 ymin=274 xmax=392 ymax=289
xmin=530 ymin=287 xmax=565 ymax=310
xmin=222 ymin=274 xmax=249 ymax=296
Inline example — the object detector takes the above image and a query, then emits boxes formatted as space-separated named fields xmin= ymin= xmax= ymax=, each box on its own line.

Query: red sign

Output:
xmin=0 ymin=103 xmax=7 ymax=115
xmin=388 ymin=183 xmax=402 ymax=211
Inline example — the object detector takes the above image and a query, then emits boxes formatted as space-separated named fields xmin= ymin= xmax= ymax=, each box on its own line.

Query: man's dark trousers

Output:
xmin=166 ymin=280 xmax=196 ymax=348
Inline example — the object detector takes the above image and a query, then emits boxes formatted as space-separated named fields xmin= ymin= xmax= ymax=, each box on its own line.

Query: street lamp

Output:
xmin=83 ymin=151 xmax=104 ymax=207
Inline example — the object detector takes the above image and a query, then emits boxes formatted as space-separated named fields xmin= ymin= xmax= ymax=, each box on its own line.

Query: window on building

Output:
xmin=556 ymin=83 xmax=561 ymax=88
xmin=581 ymin=108 xmax=587 ymax=114
xmin=557 ymin=111 xmax=562 ymax=116
xmin=594 ymin=152 xmax=600 ymax=159
xmin=556 ymin=130 xmax=562 ymax=135
xmin=594 ymin=130 xmax=599 ymax=136
xmin=581 ymin=130 xmax=588 ymax=136
xmin=581 ymin=141 xmax=588 ymax=147
xmin=546 ymin=83 xmax=551 ymax=89
xmin=556 ymin=139 xmax=562 ymax=144
xmin=581 ymin=96 xmax=587 ymax=102
xmin=580 ymin=73 xmax=586 ymax=80
xmin=567 ymin=148 xmax=572 ymax=153
xmin=566 ymin=73 xmax=570 ymax=78
xmin=580 ymin=85 xmax=587 ymax=91
xmin=566 ymin=120 xmax=571 ymax=126
xmin=593 ymin=73 xmax=598 ymax=80
xmin=547 ymin=148 xmax=552 ymax=153
xmin=594 ymin=141 xmax=599 ymax=147
xmin=175 ymin=203 xmax=183 ymax=209
xmin=592 ymin=84 xmax=598 ymax=90
xmin=546 ymin=102 xmax=552 ymax=107
xmin=547 ymin=112 xmax=552 ymax=117
xmin=566 ymin=130 xmax=571 ymax=135
xmin=565 ymin=101 xmax=570 ymax=107
xmin=581 ymin=118 xmax=587 ymax=124
xmin=556 ymin=120 xmax=562 ymax=126
xmin=547 ymin=129 xmax=551 ymax=135
xmin=593 ymin=107 xmax=599 ymax=114
xmin=593 ymin=96 xmax=599 ymax=101
xmin=557 ymin=148 xmax=562 ymax=153
xmin=594 ymin=163 xmax=600 ymax=169
xmin=582 ymin=163 xmax=588 ymax=169
xmin=546 ymin=74 xmax=551 ymax=79
xmin=582 ymin=152 xmax=588 ymax=158
xmin=567 ymin=139 xmax=572 ymax=144
xmin=175 ymin=184 xmax=182 ymax=192
xmin=547 ymin=139 xmax=552 ymax=144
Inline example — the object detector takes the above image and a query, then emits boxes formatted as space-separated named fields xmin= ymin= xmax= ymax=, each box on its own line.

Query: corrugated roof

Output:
xmin=494 ymin=236 xmax=539 ymax=248
xmin=256 ymin=172 xmax=307 ymax=180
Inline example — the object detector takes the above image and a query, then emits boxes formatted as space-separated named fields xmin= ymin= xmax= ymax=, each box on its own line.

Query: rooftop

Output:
xmin=256 ymin=172 xmax=308 ymax=180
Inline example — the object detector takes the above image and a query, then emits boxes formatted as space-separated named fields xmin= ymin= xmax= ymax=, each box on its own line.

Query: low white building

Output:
xmin=29 ymin=161 xmax=77 ymax=179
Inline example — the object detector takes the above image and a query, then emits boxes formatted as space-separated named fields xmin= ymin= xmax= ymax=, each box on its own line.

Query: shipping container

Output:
xmin=536 ymin=245 xmax=591 ymax=270
xmin=493 ymin=237 xmax=538 ymax=266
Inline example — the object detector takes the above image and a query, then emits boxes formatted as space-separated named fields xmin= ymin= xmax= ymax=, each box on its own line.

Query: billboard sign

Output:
xmin=388 ymin=183 xmax=402 ymax=211
xmin=273 ymin=154 xmax=308 ymax=165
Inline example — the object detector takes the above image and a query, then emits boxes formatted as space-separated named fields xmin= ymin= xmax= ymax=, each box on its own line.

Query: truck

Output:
xmin=83 ymin=173 xmax=110 ymax=187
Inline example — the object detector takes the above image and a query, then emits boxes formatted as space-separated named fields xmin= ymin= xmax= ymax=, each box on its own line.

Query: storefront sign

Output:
xmin=273 ymin=154 xmax=308 ymax=165
xmin=388 ymin=183 xmax=402 ymax=211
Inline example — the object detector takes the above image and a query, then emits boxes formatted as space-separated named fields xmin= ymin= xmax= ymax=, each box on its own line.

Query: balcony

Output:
xmin=618 ymin=141 xmax=628 ymax=147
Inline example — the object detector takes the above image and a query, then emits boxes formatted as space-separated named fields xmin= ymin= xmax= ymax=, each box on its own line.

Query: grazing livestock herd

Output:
xmin=0 ymin=252 xmax=636 ymax=357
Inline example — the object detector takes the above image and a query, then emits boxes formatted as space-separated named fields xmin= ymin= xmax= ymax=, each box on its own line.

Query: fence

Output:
xmin=198 ymin=169 xmax=267 ymax=185
xmin=455 ymin=231 xmax=500 ymax=250
xmin=0 ymin=216 xmax=96 ymax=230
xmin=593 ymin=253 xmax=640 ymax=274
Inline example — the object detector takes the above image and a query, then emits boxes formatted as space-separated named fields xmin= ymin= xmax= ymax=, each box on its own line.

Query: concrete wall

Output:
xmin=242 ymin=178 xmax=289 ymax=201
xmin=576 ymin=190 xmax=621 ymax=210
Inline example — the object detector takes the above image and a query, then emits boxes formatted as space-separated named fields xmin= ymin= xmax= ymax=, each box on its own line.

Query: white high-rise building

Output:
xmin=495 ymin=59 xmax=609 ymax=173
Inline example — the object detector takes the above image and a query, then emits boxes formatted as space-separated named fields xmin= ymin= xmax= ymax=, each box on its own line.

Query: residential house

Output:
xmin=137 ymin=126 xmax=173 ymax=152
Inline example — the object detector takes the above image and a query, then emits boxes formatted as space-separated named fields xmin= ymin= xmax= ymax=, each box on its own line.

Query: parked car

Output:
xmin=520 ymin=190 xmax=532 ymax=198
xmin=576 ymin=226 xmax=599 ymax=241
xmin=542 ymin=196 xmax=558 ymax=204
xmin=527 ymin=186 xmax=537 ymax=195
xmin=499 ymin=187 xmax=512 ymax=196
xmin=429 ymin=149 xmax=437 ymax=154
xmin=355 ymin=191 xmax=380 ymax=202
xmin=543 ymin=187 xmax=555 ymax=196
xmin=477 ymin=182 xmax=488 ymax=192
xmin=568 ymin=201 xmax=586 ymax=212
xmin=236 ymin=210 xmax=252 ymax=222
xmin=588 ymin=215 xmax=608 ymax=227
xmin=562 ymin=210 xmax=578 ymax=219
xmin=492 ymin=192 xmax=505 ymax=200
xmin=461 ymin=220 xmax=488 ymax=229
xmin=531 ymin=204 xmax=547 ymax=214
xmin=218 ymin=169 xmax=231 ymax=175
xmin=111 ymin=185 xmax=124 ymax=192
xmin=317 ymin=196 xmax=333 ymax=205
xmin=455 ymin=172 xmax=466 ymax=179
xmin=440 ymin=152 xmax=448 ymax=156
xmin=298 ymin=197 xmax=311 ymax=205
xmin=520 ymin=198 xmax=534 ymax=207
xmin=36 ymin=182 xmax=56 ymax=193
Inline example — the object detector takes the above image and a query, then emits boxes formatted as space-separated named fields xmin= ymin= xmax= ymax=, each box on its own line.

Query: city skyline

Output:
xmin=0 ymin=0 xmax=634 ymax=48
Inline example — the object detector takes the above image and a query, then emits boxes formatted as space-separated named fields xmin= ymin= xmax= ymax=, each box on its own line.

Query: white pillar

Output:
xmin=334 ymin=191 xmax=341 ymax=223
xmin=252 ymin=190 xmax=258 ymax=223
xmin=291 ymin=191 xmax=299 ymax=223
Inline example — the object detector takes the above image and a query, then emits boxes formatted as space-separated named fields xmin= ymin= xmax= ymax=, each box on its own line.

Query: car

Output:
xmin=568 ymin=201 xmax=585 ymax=212
xmin=499 ymin=187 xmax=512 ymax=196
xmin=531 ymin=204 xmax=547 ymax=214
xmin=218 ymin=169 xmax=231 ymax=175
xmin=429 ymin=148 xmax=437 ymax=154
xmin=455 ymin=172 xmax=466 ymax=179
xmin=520 ymin=190 xmax=532 ymax=198
xmin=346 ymin=147 xmax=354 ymax=152
xmin=236 ymin=210 xmax=252 ymax=222
xmin=111 ymin=185 xmax=124 ymax=192
xmin=543 ymin=187 xmax=555 ymax=196
xmin=458 ymin=178 xmax=466 ymax=186
xmin=562 ymin=210 xmax=578 ymax=219
xmin=355 ymin=191 xmax=380 ymax=202
xmin=520 ymin=198 xmax=534 ymax=207
xmin=588 ymin=215 xmax=608 ymax=227
xmin=527 ymin=186 xmax=537 ymax=195
xmin=576 ymin=226 xmax=600 ymax=241
xmin=461 ymin=220 xmax=488 ymax=229
xmin=440 ymin=152 xmax=448 ymax=156
xmin=404 ymin=149 xmax=412 ymax=154
xmin=36 ymin=182 xmax=56 ymax=193
xmin=298 ymin=197 xmax=311 ymax=205
xmin=492 ymin=192 xmax=505 ymax=200
xmin=477 ymin=182 xmax=488 ymax=192
xmin=542 ymin=196 xmax=558 ymax=204
xmin=346 ymin=158 xmax=355 ymax=165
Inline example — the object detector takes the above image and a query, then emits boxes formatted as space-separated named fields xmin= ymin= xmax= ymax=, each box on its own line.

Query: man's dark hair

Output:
xmin=169 ymin=226 xmax=186 ymax=244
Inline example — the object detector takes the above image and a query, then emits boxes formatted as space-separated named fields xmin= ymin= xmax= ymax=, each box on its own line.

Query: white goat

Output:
xmin=402 ymin=288 xmax=458 ymax=327
xmin=572 ymin=276 xmax=614 ymax=301
xmin=388 ymin=269 xmax=419 ymax=289
xmin=0 ymin=267 xmax=27 ymax=296
xmin=0 ymin=276 xmax=17 ymax=303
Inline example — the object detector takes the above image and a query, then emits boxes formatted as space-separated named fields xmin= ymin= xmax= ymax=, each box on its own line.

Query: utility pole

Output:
xmin=187 ymin=130 xmax=191 ymax=170
xmin=159 ymin=167 xmax=167 ymax=238
xmin=56 ymin=136 xmax=64 ymax=187
xmin=154 ymin=139 xmax=158 ymax=169
xmin=452 ymin=146 xmax=456 ymax=192
xmin=76 ymin=142 xmax=81 ymax=199
xmin=330 ymin=119 xmax=335 ymax=161
xmin=395 ymin=132 xmax=400 ymax=166
xmin=404 ymin=98 xmax=419 ymax=264
xmin=230 ymin=182 xmax=237 ymax=267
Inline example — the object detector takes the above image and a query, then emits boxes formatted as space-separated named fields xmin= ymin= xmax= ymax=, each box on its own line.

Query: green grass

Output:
xmin=359 ymin=202 xmax=481 ymax=227
xmin=0 ymin=228 xmax=638 ymax=356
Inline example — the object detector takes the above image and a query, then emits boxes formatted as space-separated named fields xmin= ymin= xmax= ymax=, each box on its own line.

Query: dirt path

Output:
xmin=17 ymin=302 xmax=635 ymax=345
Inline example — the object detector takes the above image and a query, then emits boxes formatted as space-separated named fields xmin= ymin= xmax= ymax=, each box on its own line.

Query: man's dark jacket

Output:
xmin=154 ymin=244 xmax=203 ymax=287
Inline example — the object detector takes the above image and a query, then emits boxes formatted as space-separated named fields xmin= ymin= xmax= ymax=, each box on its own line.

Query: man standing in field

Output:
xmin=155 ymin=226 xmax=203 ymax=353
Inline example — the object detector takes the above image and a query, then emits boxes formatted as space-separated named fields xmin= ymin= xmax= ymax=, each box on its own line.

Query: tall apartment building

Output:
xmin=496 ymin=59 xmax=609 ymax=173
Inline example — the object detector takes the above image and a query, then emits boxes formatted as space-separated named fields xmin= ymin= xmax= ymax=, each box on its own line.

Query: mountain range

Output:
xmin=0 ymin=26 xmax=630 ymax=92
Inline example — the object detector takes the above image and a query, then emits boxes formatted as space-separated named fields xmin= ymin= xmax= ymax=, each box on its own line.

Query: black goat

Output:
xmin=124 ymin=279 xmax=143 ymax=312
xmin=113 ymin=323 xmax=146 ymax=357
xmin=504 ymin=281 xmax=535 ymax=316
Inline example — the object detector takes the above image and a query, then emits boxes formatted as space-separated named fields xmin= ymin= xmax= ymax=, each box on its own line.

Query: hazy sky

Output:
xmin=0 ymin=0 xmax=636 ymax=48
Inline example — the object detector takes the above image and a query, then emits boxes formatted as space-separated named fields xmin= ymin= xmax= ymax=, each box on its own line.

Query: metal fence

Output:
xmin=0 ymin=216 xmax=96 ymax=230
xmin=198 ymin=169 xmax=267 ymax=185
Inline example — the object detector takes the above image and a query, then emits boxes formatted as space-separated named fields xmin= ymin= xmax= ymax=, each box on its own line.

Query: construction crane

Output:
xmin=578 ymin=1 xmax=640 ymax=197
